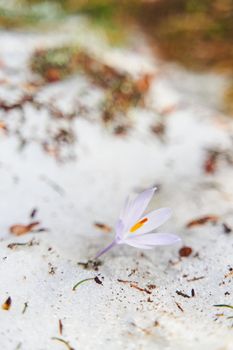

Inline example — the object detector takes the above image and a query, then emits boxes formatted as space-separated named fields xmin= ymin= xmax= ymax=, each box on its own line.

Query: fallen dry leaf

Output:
xmin=222 ymin=223 xmax=232 ymax=234
xmin=204 ymin=151 xmax=219 ymax=174
xmin=94 ymin=222 xmax=112 ymax=233
xmin=45 ymin=68 xmax=61 ymax=82
xmin=59 ymin=319 xmax=63 ymax=335
xmin=0 ymin=121 xmax=7 ymax=132
xmin=117 ymin=279 xmax=151 ymax=294
xmin=224 ymin=268 xmax=233 ymax=279
xmin=179 ymin=246 xmax=193 ymax=257
xmin=9 ymin=221 xmax=40 ymax=236
xmin=2 ymin=297 xmax=11 ymax=310
xmin=135 ymin=73 xmax=154 ymax=94
xmin=186 ymin=215 xmax=219 ymax=228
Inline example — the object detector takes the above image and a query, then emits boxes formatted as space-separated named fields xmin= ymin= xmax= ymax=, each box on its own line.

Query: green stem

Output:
xmin=214 ymin=304 xmax=233 ymax=309
xmin=72 ymin=277 xmax=94 ymax=291
xmin=52 ymin=337 xmax=74 ymax=350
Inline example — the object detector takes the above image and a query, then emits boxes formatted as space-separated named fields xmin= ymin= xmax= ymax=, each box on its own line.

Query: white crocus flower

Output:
xmin=95 ymin=187 xmax=181 ymax=259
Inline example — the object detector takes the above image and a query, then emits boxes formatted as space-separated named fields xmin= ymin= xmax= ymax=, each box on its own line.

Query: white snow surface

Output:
xmin=0 ymin=24 xmax=233 ymax=350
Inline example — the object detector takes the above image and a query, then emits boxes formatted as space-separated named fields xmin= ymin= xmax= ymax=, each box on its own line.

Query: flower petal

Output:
xmin=115 ymin=219 xmax=124 ymax=240
xmin=119 ymin=195 xmax=131 ymax=221
xmin=125 ymin=233 xmax=181 ymax=246
xmin=128 ymin=208 xmax=172 ymax=236
xmin=121 ymin=187 xmax=157 ymax=232
xmin=124 ymin=239 xmax=154 ymax=249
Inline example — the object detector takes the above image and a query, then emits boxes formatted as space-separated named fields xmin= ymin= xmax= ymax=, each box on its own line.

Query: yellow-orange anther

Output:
xmin=130 ymin=218 xmax=148 ymax=233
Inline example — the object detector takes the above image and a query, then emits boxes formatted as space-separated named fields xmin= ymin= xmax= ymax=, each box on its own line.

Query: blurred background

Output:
xmin=0 ymin=0 xmax=233 ymax=110
xmin=0 ymin=0 xmax=232 ymax=159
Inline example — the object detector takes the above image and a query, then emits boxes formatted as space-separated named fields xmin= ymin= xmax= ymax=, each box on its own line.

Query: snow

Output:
xmin=0 ymin=22 xmax=233 ymax=350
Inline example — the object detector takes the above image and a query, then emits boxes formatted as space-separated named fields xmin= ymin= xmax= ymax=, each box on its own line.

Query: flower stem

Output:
xmin=94 ymin=240 xmax=117 ymax=260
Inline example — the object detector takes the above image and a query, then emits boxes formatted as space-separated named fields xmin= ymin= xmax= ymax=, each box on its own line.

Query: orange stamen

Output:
xmin=130 ymin=218 xmax=148 ymax=233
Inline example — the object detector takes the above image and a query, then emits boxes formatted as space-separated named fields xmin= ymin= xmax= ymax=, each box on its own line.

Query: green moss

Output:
xmin=0 ymin=2 xmax=65 ymax=28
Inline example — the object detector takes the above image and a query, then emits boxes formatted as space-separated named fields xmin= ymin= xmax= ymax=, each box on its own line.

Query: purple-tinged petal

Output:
xmin=122 ymin=187 xmax=157 ymax=232
xmin=115 ymin=219 xmax=124 ymax=240
xmin=124 ymin=240 xmax=153 ymax=249
xmin=125 ymin=233 xmax=181 ymax=247
xmin=128 ymin=208 xmax=172 ymax=236
xmin=119 ymin=196 xmax=131 ymax=221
